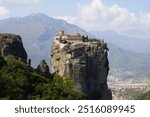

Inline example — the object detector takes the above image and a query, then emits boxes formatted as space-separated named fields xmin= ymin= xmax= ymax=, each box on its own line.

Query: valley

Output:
xmin=108 ymin=76 xmax=150 ymax=99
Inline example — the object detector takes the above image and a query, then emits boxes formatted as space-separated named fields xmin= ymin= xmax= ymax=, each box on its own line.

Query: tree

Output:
xmin=0 ymin=55 xmax=86 ymax=100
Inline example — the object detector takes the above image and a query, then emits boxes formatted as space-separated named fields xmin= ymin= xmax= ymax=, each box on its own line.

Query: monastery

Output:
xmin=55 ymin=30 xmax=88 ymax=43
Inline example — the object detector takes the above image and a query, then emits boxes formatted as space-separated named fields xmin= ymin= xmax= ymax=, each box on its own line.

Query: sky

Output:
xmin=0 ymin=0 xmax=150 ymax=32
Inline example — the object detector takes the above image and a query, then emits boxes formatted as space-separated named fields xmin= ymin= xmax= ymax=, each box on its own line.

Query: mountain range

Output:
xmin=91 ymin=30 xmax=150 ymax=54
xmin=0 ymin=13 xmax=150 ymax=79
xmin=108 ymin=43 xmax=150 ymax=78
xmin=0 ymin=13 xmax=92 ymax=67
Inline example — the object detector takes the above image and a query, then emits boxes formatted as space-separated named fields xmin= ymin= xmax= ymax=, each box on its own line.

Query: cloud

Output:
xmin=57 ymin=0 xmax=150 ymax=32
xmin=0 ymin=0 xmax=41 ymax=5
xmin=139 ymin=12 xmax=150 ymax=27
xmin=0 ymin=0 xmax=41 ymax=19
xmin=0 ymin=6 xmax=9 ymax=19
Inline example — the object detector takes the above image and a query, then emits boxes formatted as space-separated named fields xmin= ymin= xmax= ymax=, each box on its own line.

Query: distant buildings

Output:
xmin=55 ymin=30 xmax=88 ymax=43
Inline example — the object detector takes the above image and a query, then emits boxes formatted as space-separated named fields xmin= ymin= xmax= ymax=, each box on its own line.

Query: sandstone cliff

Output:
xmin=0 ymin=33 xmax=27 ymax=61
xmin=51 ymin=39 xmax=112 ymax=100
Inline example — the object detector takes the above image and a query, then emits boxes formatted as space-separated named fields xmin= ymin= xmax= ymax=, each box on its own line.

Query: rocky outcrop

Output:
xmin=36 ymin=60 xmax=51 ymax=78
xmin=0 ymin=33 xmax=27 ymax=61
xmin=51 ymin=39 xmax=112 ymax=100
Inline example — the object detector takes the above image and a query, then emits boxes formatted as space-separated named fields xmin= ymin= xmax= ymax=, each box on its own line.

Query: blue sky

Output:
xmin=0 ymin=0 xmax=149 ymax=17
xmin=0 ymin=0 xmax=91 ymax=17
xmin=103 ymin=0 xmax=150 ymax=13
xmin=0 ymin=0 xmax=150 ymax=32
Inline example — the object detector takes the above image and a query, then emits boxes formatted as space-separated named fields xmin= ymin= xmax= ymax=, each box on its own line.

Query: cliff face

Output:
xmin=51 ymin=39 xmax=112 ymax=100
xmin=0 ymin=33 xmax=27 ymax=61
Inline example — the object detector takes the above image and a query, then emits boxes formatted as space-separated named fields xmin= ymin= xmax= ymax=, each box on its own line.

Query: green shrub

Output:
xmin=137 ymin=91 xmax=150 ymax=100
xmin=88 ymin=38 xmax=101 ymax=43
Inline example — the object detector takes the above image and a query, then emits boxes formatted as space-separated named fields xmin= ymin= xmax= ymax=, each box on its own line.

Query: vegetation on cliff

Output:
xmin=88 ymin=38 xmax=109 ymax=51
xmin=0 ymin=55 xmax=85 ymax=100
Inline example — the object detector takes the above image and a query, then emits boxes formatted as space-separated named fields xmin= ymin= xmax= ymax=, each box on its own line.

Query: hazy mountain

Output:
xmin=119 ymin=29 xmax=150 ymax=38
xmin=0 ymin=13 xmax=92 ymax=67
xmin=108 ymin=43 xmax=150 ymax=78
xmin=91 ymin=30 xmax=150 ymax=54
xmin=91 ymin=30 xmax=150 ymax=78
